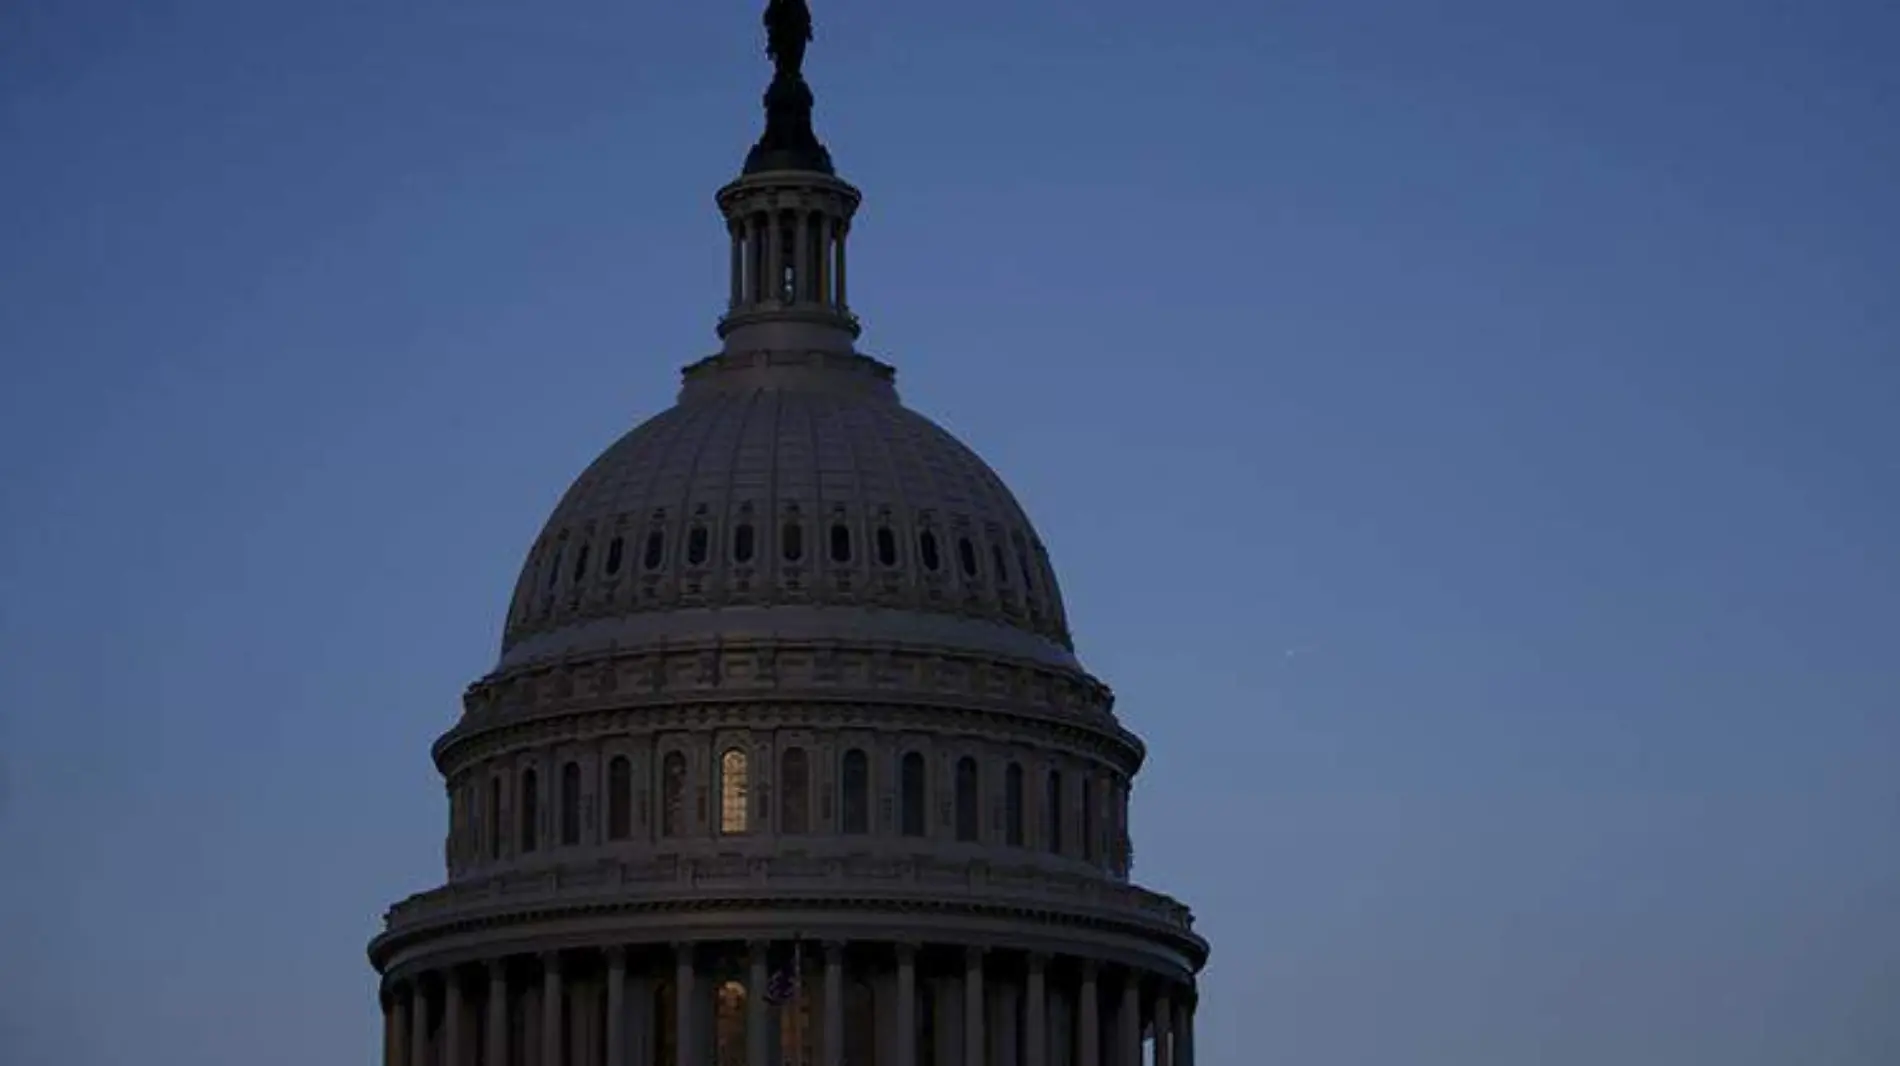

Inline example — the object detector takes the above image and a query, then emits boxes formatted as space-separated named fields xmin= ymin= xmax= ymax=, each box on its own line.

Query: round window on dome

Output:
xmin=958 ymin=537 xmax=978 ymax=578
xmin=605 ymin=536 xmax=624 ymax=575
xmin=572 ymin=543 xmax=590 ymax=584
xmin=876 ymin=526 xmax=898 ymax=567
xmin=733 ymin=523 xmax=755 ymax=563
xmin=782 ymin=521 xmax=804 ymax=562
xmin=829 ymin=523 xmax=851 ymax=563
xmin=643 ymin=530 xmax=665 ymax=570
xmin=919 ymin=530 xmax=941 ymax=571
xmin=991 ymin=543 xmax=1009 ymax=585
xmin=687 ymin=526 xmax=709 ymax=566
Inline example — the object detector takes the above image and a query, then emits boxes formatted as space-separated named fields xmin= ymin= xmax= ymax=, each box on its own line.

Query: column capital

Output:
xmin=605 ymin=944 xmax=627 ymax=966
xmin=747 ymin=938 xmax=772 ymax=959
xmin=965 ymin=945 xmax=986 ymax=967
xmin=1078 ymin=957 xmax=1100 ymax=980
xmin=823 ymin=940 xmax=847 ymax=962
xmin=893 ymin=941 xmax=919 ymax=963
xmin=1025 ymin=951 xmax=1048 ymax=974
xmin=540 ymin=950 xmax=563 ymax=974
xmin=487 ymin=957 xmax=508 ymax=979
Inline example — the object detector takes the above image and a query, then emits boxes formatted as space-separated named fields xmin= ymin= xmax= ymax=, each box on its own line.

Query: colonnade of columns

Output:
xmin=381 ymin=940 xmax=1195 ymax=1066
xmin=727 ymin=208 xmax=849 ymax=312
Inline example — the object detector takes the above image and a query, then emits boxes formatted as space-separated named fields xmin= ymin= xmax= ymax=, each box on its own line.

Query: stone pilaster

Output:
xmin=606 ymin=947 xmax=627 ymax=1066
xmin=1024 ymin=955 xmax=1047 ymax=1066
xmin=964 ymin=948 xmax=986 ymax=1066
xmin=487 ymin=961 xmax=510 ymax=1066
xmin=1077 ymin=962 xmax=1100 ymax=1066
xmin=823 ymin=942 xmax=845 ymax=1066
xmin=542 ymin=954 xmax=564 ymax=1066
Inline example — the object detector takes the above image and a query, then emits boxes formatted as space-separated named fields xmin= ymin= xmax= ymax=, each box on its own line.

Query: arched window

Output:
xmin=560 ymin=761 xmax=582 ymax=846
xmin=919 ymin=530 xmax=941 ymax=571
xmin=900 ymin=752 xmax=927 ymax=838
xmin=720 ymin=747 xmax=750 ymax=834
xmin=991 ymin=543 xmax=1009 ymax=585
xmin=829 ymin=522 xmax=852 ymax=563
xmin=782 ymin=521 xmax=804 ymax=562
xmin=1045 ymin=769 xmax=1064 ymax=855
xmin=573 ymin=543 xmax=590 ymax=584
xmin=1004 ymin=762 xmax=1024 ymax=847
xmin=958 ymin=537 xmax=979 ymax=577
xmin=734 ymin=522 xmax=755 ymax=563
xmin=607 ymin=755 xmax=632 ymax=840
xmin=841 ymin=749 xmax=870 ymax=835
xmin=661 ymin=752 xmax=686 ymax=838
xmin=488 ymin=777 xmax=503 ymax=859
xmin=1080 ymin=775 xmax=1095 ymax=862
xmin=644 ymin=529 xmax=665 ymax=570
xmin=546 ymin=546 xmax=564 ymax=589
xmin=955 ymin=756 xmax=980 ymax=843
xmin=519 ymin=768 xmax=540 ymax=853
xmin=781 ymin=748 xmax=810 ymax=835
xmin=687 ymin=525 xmax=710 ymax=565
xmin=605 ymin=536 xmax=624 ymax=574
xmin=876 ymin=526 xmax=898 ymax=567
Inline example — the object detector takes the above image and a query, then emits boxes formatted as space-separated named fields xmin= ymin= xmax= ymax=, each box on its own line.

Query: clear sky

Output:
xmin=2 ymin=1 xmax=1896 ymax=1063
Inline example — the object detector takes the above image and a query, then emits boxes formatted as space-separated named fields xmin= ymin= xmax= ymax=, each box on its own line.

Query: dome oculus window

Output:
xmin=733 ymin=522 xmax=755 ymax=563
xmin=643 ymin=530 xmax=665 ymax=570
xmin=876 ymin=526 xmax=898 ymax=567
xmin=546 ymin=548 xmax=564 ymax=590
xmin=919 ymin=530 xmax=941 ymax=572
xmin=781 ymin=521 xmax=804 ymax=562
xmin=957 ymin=537 xmax=978 ymax=578
xmin=829 ymin=522 xmax=851 ymax=563
xmin=605 ymin=536 xmax=624 ymax=575
xmin=687 ymin=525 xmax=709 ymax=566
xmin=991 ymin=543 xmax=1009 ymax=585
xmin=572 ymin=543 xmax=590 ymax=584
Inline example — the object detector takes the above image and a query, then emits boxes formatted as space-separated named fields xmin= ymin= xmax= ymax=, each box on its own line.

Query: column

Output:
xmin=1117 ymin=975 xmax=1140 ymax=1066
xmin=833 ymin=222 xmax=848 ymax=308
xmin=964 ymin=949 xmax=986 ymax=1066
xmin=674 ymin=944 xmax=696 ymax=1066
xmin=542 ymin=954 xmax=564 ymax=1066
xmin=895 ymin=944 xmax=917 ymax=1066
xmin=748 ymin=941 xmax=770 ymax=1066
xmin=1024 ymin=956 xmax=1046 ymax=1066
xmin=765 ymin=210 xmax=784 ymax=304
xmin=606 ymin=948 xmax=628 ymax=1066
xmin=1152 ymin=993 xmax=1172 ymax=1066
xmin=384 ymin=990 xmax=401 ymax=1066
xmin=1077 ymin=963 xmax=1099 ymax=1066
xmin=823 ymin=943 xmax=845 ymax=1066
xmin=795 ymin=210 xmax=814 ymax=302
xmin=1175 ymin=995 xmax=1195 ymax=1066
xmin=444 ymin=971 xmax=465 ymax=1066
xmin=487 ymin=961 xmax=510 ymax=1066
xmin=728 ymin=221 xmax=744 ymax=308
xmin=411 ymin=980 xmax=431 ymax=1066
xmin=747 ymin=215 xmax=766 ymax=304
xmin=815 ymin=214 xmax=832 ymax=305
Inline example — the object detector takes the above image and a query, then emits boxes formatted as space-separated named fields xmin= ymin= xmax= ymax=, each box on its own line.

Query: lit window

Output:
xmin=721 ymin=748 xmax=750 ymax=834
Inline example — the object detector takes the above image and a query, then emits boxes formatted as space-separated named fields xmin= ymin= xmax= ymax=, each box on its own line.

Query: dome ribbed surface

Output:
xmin=500 ymin=365 xmax=1072 ymax=665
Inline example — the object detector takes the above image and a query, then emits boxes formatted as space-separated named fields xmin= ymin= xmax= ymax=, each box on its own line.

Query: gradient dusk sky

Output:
xmin=2 ymin=2 xmax=1897 ymax=1064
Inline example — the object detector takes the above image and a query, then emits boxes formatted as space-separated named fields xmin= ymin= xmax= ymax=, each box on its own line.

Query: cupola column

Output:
xmin=1153 ymin=992 xmax=1173 ymax=1066
xmin=747 ymin=941 xmax=771 ymax=1066
xmin=674 ymin=944 xmax=697 ymax=1066
xmin=894 ymin=944 xmax=918 ymax=1066
xmin=728 ymin=221 xmax=745 ymax=308
xmin=1117 ymin=975 xmax=1141 ymax=1066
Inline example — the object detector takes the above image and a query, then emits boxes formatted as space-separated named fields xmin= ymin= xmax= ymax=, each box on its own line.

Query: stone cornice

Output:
xmin=373 ymin=853 xmax=1203 ymax=974
xmin=436 ymin=639 xmax=1143 ymax=776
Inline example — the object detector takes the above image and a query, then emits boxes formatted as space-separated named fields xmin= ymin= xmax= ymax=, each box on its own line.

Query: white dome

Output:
xmin=499 ymin=347 xmax=1074 ymax=672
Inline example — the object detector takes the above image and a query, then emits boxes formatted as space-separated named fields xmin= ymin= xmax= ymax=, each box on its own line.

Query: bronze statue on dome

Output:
xmin=765 ymin=0 xmax=813 ymax=80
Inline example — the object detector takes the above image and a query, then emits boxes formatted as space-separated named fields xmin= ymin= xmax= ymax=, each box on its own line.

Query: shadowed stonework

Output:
xmin=368 ymin=6 xmax=1207 ymax=1065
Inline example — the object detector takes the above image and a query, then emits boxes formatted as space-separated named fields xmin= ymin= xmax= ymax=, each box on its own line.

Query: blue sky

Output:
xmin=2 ymin=1 xmax=1896 ymax=1063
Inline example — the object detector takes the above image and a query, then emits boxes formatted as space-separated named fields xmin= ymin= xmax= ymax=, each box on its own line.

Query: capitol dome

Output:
xmin=371 ymin=8 xmax=1205 ymax=1066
